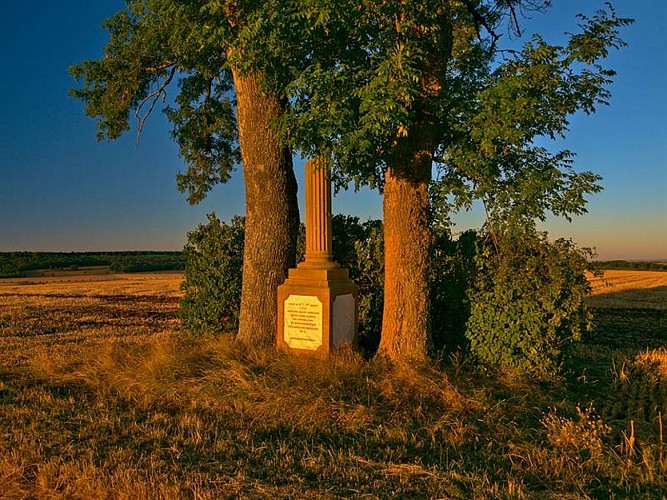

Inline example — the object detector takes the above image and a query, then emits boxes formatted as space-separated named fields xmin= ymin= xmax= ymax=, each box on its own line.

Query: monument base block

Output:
xmin=277 ymin=265 xmax=357 ymax=358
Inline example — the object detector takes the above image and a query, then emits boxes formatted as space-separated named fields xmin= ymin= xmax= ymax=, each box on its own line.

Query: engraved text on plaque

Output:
xmin=284 ymin=295 xmax=323 ymax=350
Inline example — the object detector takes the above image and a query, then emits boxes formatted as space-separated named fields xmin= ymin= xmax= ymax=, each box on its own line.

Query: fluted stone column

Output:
xmin=276 ymin=157 xmax=357 ymax=357
xmin=303 ymin=158 xmax=337 ymax=268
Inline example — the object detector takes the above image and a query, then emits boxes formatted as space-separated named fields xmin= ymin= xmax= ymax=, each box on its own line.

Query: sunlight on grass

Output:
xmin=635 ymin=348 xmax=667 ymax=382
xmin=586 ymin=270 xmax=667 ymax=310
xmin=1 ymin=273 xmax=666 ymax=497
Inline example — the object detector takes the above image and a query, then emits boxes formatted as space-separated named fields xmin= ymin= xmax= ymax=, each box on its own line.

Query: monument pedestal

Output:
xmin=276 ymin=158 xmax=357 ymax=357
xmin=277 ymin=264 xmax=357 ymax=357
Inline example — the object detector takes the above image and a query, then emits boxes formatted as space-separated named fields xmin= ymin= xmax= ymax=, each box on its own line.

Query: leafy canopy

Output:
xmin=280 ymin=1 xmax=632 ymax=224
xmin=69 ymin=0 xmax=289 ymax=204
xmin=71 ymin=1 xmax=631 ymax=224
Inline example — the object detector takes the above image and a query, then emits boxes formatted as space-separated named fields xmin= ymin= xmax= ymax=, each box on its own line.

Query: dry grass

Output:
xmin=1 ymin=272 xmax=666 ymax=498
xmin=586 ymin=270 xmax=667 ymax=309
xmin=634 ymin=348 xmax=667 ymax=382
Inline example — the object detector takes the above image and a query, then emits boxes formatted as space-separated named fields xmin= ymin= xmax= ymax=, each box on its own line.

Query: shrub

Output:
xmin=180 ymin=213 xmax=592 ymax=376
xmin=430 ymin=229 xmax=478 ymax=355
xmin=179 ymin=214 xmax=244 ymax=335
xmin=465 ymin=228 xmax=593 ymax=379
xmin=178 ymin=213 xmax=478 ymax=356
xmin=348 ymin=218 xmax=384 ymax=355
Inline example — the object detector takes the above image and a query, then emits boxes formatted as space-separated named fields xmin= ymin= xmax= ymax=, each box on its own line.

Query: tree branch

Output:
xmin=495 ymin=0 xmax=552 ymax=38
xmin=460 ymin=0 xmax=501 ymax=51
xmin=135 ymin=65 xmax=177 ymax=144
xmin=481 ymin=195 xmax=500 ymax=251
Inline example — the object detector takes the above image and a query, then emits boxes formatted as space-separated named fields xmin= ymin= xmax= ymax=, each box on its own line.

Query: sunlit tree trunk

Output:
xmin=376 ymin=16 xmax=452 ymax=362
xmin=377 ymin=127 xmax=433 ymax=362
xmin=232 ymin=67 xmax=300 ymax=347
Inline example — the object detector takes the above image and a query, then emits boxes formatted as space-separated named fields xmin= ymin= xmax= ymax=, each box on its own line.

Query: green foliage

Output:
xmin=179 ymin=214 xmax=244 ymax=335
xmin=466 ymin=228 xmax=594 ymax=379
xmin=69 ymin=0 xmax=242 ymax=205
xmin=169 ymin=73 xmax=240 ymax=204
xmin=108 ymin=253 xmax=185 ymax=273
xmin=430 ymin=230 xmax=479 ymax=355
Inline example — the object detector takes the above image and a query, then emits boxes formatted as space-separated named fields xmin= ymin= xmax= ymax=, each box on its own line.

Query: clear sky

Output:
xmin=0 ymin=1 xmax=665 ymax=260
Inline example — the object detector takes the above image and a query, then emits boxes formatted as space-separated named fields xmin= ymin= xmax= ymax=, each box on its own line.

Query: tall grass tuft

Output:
xmin=634 ymin=348 xmax=667 ymax=382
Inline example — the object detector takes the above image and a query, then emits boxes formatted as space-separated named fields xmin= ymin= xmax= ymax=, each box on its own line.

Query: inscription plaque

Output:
xmin=284 ymin=295 xmax=323 ymax=350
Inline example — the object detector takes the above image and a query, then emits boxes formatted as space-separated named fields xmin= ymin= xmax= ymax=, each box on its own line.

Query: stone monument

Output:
xmin=277 ymin=158 xmax=357 ymax=357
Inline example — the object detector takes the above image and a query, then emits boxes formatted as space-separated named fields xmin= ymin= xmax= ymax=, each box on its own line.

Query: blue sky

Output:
xmin=0 ymin=1 xmax=665 ymax=259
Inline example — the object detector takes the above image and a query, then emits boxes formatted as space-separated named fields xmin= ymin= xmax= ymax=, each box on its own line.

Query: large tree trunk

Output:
xmin=232 ymin=68 xmax=300 ymax=346
xmin=377 ymin=130 xmax=433 ymax=362
xmin=376 ymin=13 xmax=451 ymax=361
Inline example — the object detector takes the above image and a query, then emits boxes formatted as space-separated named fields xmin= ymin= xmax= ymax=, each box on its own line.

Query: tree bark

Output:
xmin=232 ymin=67 xmax=300 ymax=346
xmin=376 ymin=12 xmax=452 ymax=362
xmin=377 ymin=128 xmax=433 ymax=362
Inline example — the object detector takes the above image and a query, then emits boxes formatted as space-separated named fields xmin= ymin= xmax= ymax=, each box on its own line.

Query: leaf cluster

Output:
xmin=179 ymin=213 xmax=244 ymax=335
xmin=441 ymin=5 xmax=631 ymax=224
xmin=466 ymin=227 xmax=594 ymax=379
xmin=70 ymin=0 xmax=242 ymax=204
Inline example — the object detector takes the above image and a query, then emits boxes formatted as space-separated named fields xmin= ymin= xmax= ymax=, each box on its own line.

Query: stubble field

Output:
xmin=587 ymin=269 xmax=667 ymax=309
xmin=0 ymin=270 xmax=666 ymax=498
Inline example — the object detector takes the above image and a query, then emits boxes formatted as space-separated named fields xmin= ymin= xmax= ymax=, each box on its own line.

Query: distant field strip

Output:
xmin=0 ymin=271 xmax=184 ymax=295
xmin=586 ymin=270 xmax=667 ymax=309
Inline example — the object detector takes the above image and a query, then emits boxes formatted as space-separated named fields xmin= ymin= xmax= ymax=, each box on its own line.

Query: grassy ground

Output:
xmin=0 ymin=271 xmax=665 ymax=499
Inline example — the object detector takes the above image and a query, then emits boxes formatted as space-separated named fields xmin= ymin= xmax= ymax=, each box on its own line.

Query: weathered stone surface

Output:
xmin=332 ymin=294 xmax=355 ymax=348
xmin=276 ymin=158 xmax=358 ymax=357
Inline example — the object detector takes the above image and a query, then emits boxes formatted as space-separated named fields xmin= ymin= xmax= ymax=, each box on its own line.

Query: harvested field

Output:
xmin=0 ymin=273 xmax=183 ymax=368
xmin=0 ymin=271 xmax=184 ymax=291
xmin=586 ymin=269 xmax=667 ymax=309
xmin=0 ymin=271 xmax=665 ymax=498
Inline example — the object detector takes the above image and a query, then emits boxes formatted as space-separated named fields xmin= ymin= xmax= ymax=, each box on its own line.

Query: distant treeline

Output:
xmin=1 ymin=252 xmax=664 ymax=279
xmin=0 ymin=251 xmax=185 ymax=278
xmin=593 ymin=260 xmax=667 ymax=271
